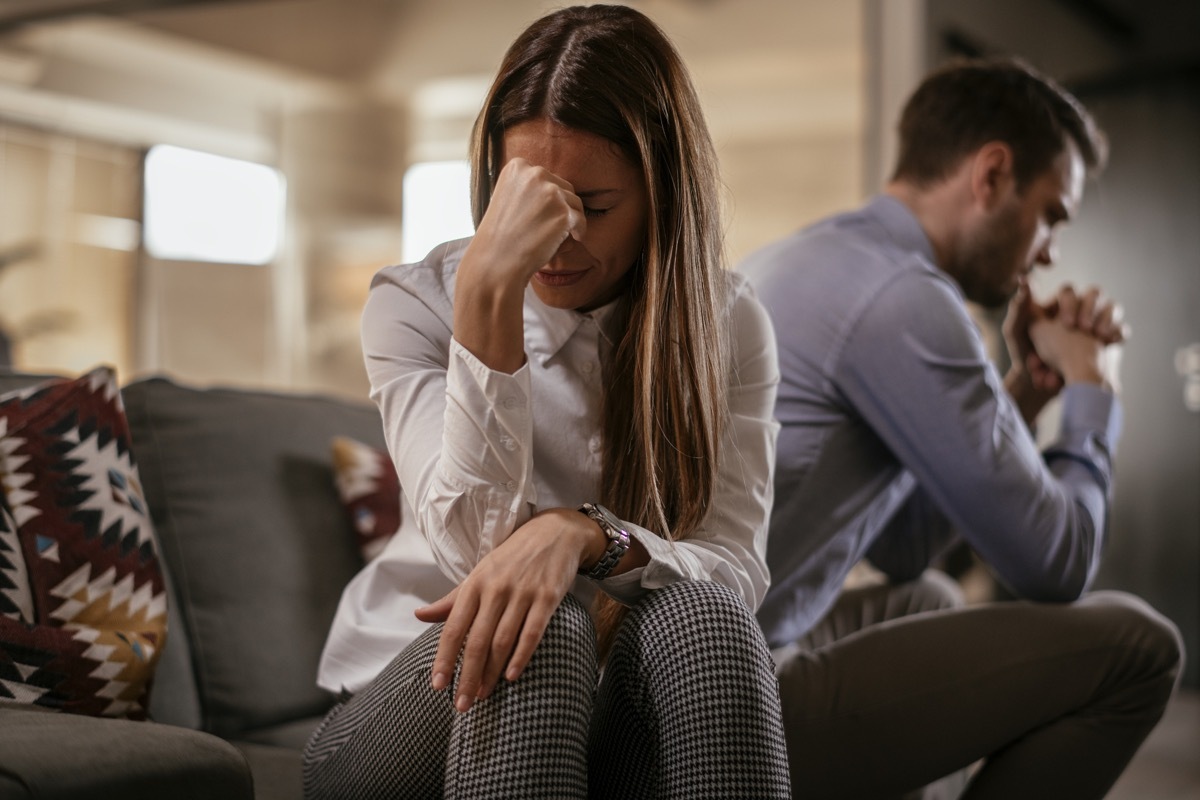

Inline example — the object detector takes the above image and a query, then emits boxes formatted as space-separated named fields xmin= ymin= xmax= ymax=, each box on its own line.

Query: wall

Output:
xmin=1056 ymin=84 xmax=1200 ymax=688
xmin=0 ymin=122 xmax=139 ymax=378
xmin=0 ymin=0 xmax=868 ymax=401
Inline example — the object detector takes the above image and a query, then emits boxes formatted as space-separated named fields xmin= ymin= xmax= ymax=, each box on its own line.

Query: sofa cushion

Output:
xmin=234 ymin=742 xmax=303 ymax=800
xmin=330 ymin=436 xmax=399 ymax=561
xmin=122 ymin=377 xmax=382 ymax=740
xmin=0 ymin=501 xmax=33 ymax=621
xmin=0 ymin=367 xmax=169 ymax=719
xmin=0 ymin=705 xmax=253 ymax=800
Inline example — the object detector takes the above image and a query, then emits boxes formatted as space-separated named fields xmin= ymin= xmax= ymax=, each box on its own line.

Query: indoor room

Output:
xmin=0 ymin=1 xmax=1196 ymax=798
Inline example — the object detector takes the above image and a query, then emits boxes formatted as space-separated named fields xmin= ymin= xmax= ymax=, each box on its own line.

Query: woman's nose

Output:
xmin=549 ymin=232 xmax=582 ymax=265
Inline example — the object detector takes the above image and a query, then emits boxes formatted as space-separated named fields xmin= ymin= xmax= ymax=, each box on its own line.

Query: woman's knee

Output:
xmin=527 ymin=592 xmax=597 ymax=675
xmin=631 ymin=580 xmax=754 ymax=628
xmin=619 ymin=581 xmax=768 ymax=666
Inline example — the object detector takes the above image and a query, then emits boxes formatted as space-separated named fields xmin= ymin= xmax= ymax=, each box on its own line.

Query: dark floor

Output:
xmin=1109 ymin=688 xmax=1200 ymax=799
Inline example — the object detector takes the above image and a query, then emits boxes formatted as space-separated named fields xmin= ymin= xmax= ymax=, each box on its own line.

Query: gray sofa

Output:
xmin=0 ymin=372 xmax=385 ymax=799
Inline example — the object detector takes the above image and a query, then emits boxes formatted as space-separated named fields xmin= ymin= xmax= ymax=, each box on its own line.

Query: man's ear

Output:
xmin=969 ymin=141 xmax=1016 ymax=210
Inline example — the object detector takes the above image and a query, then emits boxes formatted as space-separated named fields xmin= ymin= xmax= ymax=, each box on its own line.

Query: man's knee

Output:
xmin=1079 ymin=590 xmax=1185 ymax=686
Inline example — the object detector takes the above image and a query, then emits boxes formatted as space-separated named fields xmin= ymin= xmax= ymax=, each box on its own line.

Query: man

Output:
xmin=739 ymin=58 xmax=1183 ymax=799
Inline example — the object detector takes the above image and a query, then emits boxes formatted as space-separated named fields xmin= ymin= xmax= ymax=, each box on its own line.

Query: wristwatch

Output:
xmin=577 ymin=502 xmax=631 ymax=580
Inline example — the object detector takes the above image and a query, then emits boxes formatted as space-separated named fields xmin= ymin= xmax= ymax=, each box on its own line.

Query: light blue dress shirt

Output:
xmin=740 ymin=196 xmax=1122 ymax=649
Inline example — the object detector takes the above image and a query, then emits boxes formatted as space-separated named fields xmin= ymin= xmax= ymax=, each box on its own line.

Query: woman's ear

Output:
xmin=969 ymin=141 xmax=1017 ymax=211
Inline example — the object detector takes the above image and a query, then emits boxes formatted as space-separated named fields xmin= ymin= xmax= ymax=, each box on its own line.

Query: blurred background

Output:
xmin=0 ymin=0 xmax=1196 ymax=708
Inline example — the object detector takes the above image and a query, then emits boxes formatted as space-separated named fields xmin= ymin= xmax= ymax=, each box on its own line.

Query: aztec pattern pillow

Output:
xmin=331 ymin=436 xmax=400 ymax=562
xmin=0 ymin=366 xmax=168 ymax=719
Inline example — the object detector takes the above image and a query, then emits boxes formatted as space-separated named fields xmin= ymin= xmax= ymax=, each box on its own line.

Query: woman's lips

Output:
xmin=534 ymin=269 xmax=588 ymax=287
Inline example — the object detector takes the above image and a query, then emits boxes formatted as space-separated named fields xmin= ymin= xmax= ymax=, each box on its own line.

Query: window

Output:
xmin=401 ymin=160 xmax=474 ymax=264
xmin=143 ymin=145 xmax=285 ymax=264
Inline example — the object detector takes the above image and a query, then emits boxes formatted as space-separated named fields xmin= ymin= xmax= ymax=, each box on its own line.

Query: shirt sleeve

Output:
xmin=865 ymin=487 xmax=959 ymax=582
xmin=597 ymin=282 xmax=780 ymax=611
xmin=834 ymin=269 xmax=1121 ymax=602
xmin=361 ymin=276 xmax=536 ymax=584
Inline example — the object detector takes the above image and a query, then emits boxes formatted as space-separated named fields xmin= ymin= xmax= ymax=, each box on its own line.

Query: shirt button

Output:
xmin=589 ymin=436 xmax=601 ymax=454
xmin=582 ymin=361 xmax=596 ymax=375
xmin=501 ymin=436 xmax=517 ymax=451
xmin=502 ymin=397 xmax=519 ymax=410
xmin=503 ymin=480 xmax=516 ymax=491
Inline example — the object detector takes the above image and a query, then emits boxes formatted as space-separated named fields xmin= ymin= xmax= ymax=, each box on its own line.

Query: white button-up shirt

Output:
xmin=317 ymin=238 xmax=780 ymax=694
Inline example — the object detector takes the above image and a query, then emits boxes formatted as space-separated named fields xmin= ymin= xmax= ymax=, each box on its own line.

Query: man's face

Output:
xmin=957 ymin=142 xmax=1086 ymax=308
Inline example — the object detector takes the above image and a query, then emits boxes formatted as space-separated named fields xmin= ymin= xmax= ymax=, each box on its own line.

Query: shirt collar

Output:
xmin=865 ymin=194 xmax=939 ymax=268
xmin=523 ymin=286 xmax=623 ymax=365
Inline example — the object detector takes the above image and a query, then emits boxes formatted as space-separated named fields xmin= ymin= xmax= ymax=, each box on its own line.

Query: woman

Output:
xmin=304 ymin=6 xmax=789 ymax=798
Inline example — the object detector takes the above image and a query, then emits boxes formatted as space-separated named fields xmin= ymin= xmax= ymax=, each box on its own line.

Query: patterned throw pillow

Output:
xmin=331 ymin=436 xmax=400 ymax=562
xmin=0 ymin=366 xmax=168 ymax=720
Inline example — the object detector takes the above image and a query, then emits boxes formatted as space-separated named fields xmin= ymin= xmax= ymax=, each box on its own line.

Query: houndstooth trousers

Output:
xmin=302 ymin=580 xmax=792 ymax=799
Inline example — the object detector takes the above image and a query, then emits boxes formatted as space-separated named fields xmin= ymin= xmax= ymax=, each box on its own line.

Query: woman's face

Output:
xmin=501 ymin=118 xmax=649 ymax=312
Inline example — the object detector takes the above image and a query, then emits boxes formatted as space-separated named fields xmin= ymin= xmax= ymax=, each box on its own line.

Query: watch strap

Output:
xmin=578 ymin=502 xmax=630 ymax=580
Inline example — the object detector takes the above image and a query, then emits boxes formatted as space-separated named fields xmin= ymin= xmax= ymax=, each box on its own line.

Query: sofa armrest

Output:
xmin=0 ymin=706 xmax=254 ymax=800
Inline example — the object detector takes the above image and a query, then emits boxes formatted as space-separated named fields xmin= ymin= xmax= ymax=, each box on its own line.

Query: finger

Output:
xmin=1056 ymin=284 xmax=1079 ymax=328
xmin=454 ymin=595 xmax=505 ymax=712
xmin=431 ymin=588 xmax=477 ymax=693
xmin=1093 ymin=302 xmax=1116 ymax=343
xmin=1004 ymin=280 xmax=1031 ymax=335
xmin=1027 ymin=353 xmax=1055 ymax=388
xmin=564 ymin=191 xmax=587 ymax=242
xmin=530 ymin=165 xmax=580 ymax=221
xmin=1098 ymin=303 xmax=1129 ymax=345
xmin=1011 ymin=277 xmax=1031 ymax=312
xmin=1076 ymin=287 xmax=1101 ymax=333
xmin=504 ymin=596 xmax=557 ymax=683
xmin=477 ymin=599 xmax=529 ymax=700
xmin=414 ymin=586 xmax=459 ymax=623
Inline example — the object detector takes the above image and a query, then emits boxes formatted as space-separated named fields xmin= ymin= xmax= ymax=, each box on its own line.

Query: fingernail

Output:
xmin=431 ymin=671 xmax=447 ymax=691
xmin=455 ymin=694 xmax=472 ymax=713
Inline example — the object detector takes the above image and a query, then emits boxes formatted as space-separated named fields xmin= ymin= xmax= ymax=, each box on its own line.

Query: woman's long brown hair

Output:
xmin=469 ymin=5 xmax=729 ymax=654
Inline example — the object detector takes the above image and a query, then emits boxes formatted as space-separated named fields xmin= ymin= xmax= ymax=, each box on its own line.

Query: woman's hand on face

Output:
xmin=413 ymin=507 xmax=605 ymax=713
xmin=465 ymin=158 xmax=588 ymax=290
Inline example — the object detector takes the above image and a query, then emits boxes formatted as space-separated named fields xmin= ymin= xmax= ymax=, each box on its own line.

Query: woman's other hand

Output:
xmin=414 ymin=507 xmax=606 ymax=713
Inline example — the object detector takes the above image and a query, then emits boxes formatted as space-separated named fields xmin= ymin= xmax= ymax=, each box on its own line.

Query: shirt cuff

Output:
xmin=1059 ymin=382 xmax=1123 ymax=451
xmin=594 ymin=525 xmax=686 ymax=605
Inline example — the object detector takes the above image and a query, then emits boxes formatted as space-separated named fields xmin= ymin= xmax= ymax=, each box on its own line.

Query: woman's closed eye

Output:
xmin=583 ymin=206 xmax=612 ymax=218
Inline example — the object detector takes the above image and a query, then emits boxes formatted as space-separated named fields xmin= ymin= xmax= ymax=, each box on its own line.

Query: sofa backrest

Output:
xmin=121 ymin=377 xmax=382 ymax=740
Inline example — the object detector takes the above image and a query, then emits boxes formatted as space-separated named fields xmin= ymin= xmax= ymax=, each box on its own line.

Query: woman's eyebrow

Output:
xmin=576 ymin=188 xmax=620 ymax=199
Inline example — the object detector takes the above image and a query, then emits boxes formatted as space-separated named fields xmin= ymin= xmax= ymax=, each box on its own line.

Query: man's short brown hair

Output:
xmin=891 ymin=58 xmax=1107 ymax=190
